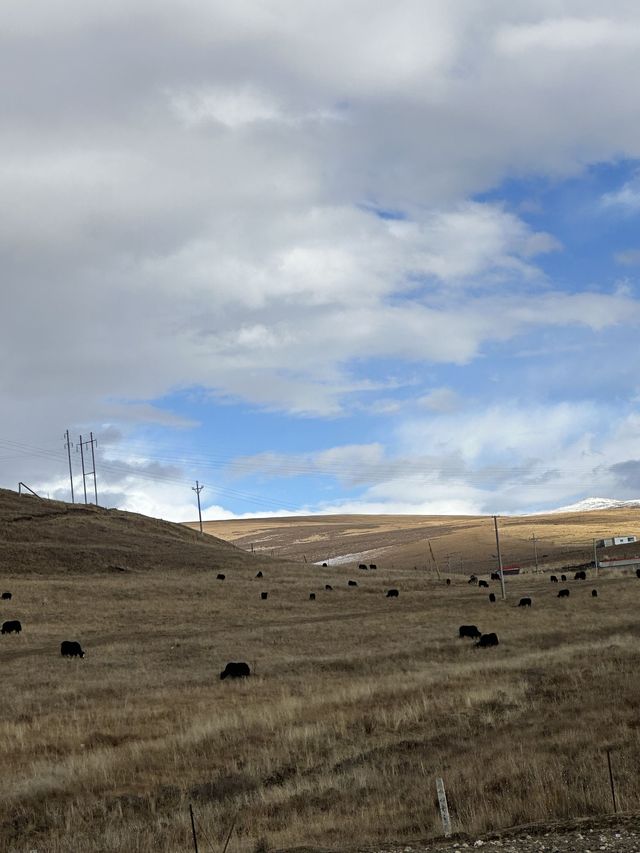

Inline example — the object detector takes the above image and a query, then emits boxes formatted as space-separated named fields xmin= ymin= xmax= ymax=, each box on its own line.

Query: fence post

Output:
xmin=606 ymin=749 xmax=618 ymax=813
xmin=222 ymin=813 xmax=238 ymax=853
xmin=189 ymin=803 xmax=199 ymax=853
xmin=435 ymin=777 xmax=452 ymax=837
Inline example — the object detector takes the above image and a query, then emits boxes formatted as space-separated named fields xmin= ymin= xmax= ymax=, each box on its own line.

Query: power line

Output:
xmin=0 ymin=433 xmax=622 ymax=516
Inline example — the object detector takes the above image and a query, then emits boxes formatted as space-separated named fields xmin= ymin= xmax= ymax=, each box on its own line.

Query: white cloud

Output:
xmin=418 ymin=388 xmax=462 ymax=413
xmin=614 ymin=249 xmax=640 ymax=266
xmin=603 ymin=177 xmax=640 ymax=210
xmin=496 ymin=17 xmax=640 ymax=54
xmin=3 ymin=2 xmax=640 ymax=513
xmin=169 ymin=85 xmax=284 ymax=129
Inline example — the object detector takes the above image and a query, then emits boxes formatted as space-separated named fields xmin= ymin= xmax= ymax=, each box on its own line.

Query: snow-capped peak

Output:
xmin=542 ymin=497 xmax=640 ymax=514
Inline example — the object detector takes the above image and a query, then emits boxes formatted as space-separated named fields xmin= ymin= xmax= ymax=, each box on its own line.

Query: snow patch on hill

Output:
xmin=539 ymin=497 xmax=640 ymax=514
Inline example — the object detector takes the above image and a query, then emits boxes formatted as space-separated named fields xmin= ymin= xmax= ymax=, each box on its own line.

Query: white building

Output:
xmin=597 ymin=535 xmax=637 ymax=548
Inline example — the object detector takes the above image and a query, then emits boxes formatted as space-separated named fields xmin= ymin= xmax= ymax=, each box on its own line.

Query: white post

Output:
xmin=435 ymin=777 xmax=452 ymax=837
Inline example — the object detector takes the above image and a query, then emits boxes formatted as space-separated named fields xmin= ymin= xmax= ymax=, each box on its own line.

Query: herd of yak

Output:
xmin=2 ymin=563 xmax=638 ymax=679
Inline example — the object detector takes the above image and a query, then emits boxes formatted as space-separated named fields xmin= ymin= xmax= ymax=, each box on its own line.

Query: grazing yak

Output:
xmin=216 ymin=574 xmax=226 ymax=581
xmin=478 ymin=580 xmax=489 ymax=588
xmin=574 ymin=571 xmax=587 ymax=580
xmin=348 ymin=580 xmax=358 ymax=587
xmin=561 ymin=574 xmax=567 ymax=581
xmin=358 ymin=563 xmax=368 ymax=571
xmin=489 ymin=593 xmax=496 ymax=603
xmin=260 ymin=592 xmax=268 ymax=600
xmin=60 ymin=640 xmax=84 ymax=658
xmin=220 ymin=662 xmax=251 ymax=680
xmin=309 ymin=593 xmax=316 ymax=600
xmin=518 ymin=597 xmax=532 ymax=608
xmin=459 ymin=624 xmax=481 ymax=639
xmin=476 ymin=632 xmax=499 ymax=648
xmin=550 ymin=575 xmax=558 ymax=583
xmin=558 ymin=588 xmax=570 ymax=598
xmin=490 ymin=572 xmax=500 ymax=581
xmin=636 ymin=569 xmax=640 ymax=579
xmin=1 ymin=620 xmax=21 ymax=634
xmin=325 ymin=584 xmax=333 ymax=591
xmin=322 ymin=563 xmax=328 ymax=567
xmin=592 ymin=589 xmax=598 ymax=597
xmin=468 ymin=575 xmax=478 ymax=585
xmin=1 ymin=592 xmax=12 ymax=600
xmin=446 ymin=578 xmax=451 ymax=586
xmin=256 ymin=571 xmax=263 ymax=578
xmin=369 ymin=564 xmax=377 ymax=570
xmin=386 ymin=589 xmax=399 ymax=598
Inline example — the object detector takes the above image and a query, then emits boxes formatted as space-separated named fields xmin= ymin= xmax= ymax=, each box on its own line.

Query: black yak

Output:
xmin=220 ymin=662 xmax=250 ymax=680
xmin=476 ymin=632 xmax=499 ymax=648
xmin=60 ymin=641 xmax=84 ymax=658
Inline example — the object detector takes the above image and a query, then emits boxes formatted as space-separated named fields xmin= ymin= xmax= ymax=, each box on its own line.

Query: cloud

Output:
xmin=614 ymin=249 xmax=640 ymax=266
xmin=609 ymin=459 xmax=640 ymax=490
xmin=225 ymin=399 xmax=619 ymax=515
xmin=418 ymin=388 xmax=462 ymax=413
xmin=496 ymin=17 xmax=640 ymax=54
xmin=602 ymin=177 xmax=640 ymax=210
xmin=3 ymin=3 xmax=640 ymax=515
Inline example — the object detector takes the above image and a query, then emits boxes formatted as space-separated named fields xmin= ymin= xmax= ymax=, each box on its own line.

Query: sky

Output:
xmin=2 ymin=1 xmax=640 ymax=521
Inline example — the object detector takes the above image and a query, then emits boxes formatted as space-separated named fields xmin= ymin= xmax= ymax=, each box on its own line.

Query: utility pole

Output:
xmin=78 ymin=434 xmax=98 ymax=505
xmin=493 ymin=515 xmax=507 ymax=600
xmin=593 ymin=538 xmax=599 ymax=577
xmin=428 ymin=540 xmax=441 ymax=579
xmin=531 ymin=533 xmax=539 ymax=573
xmin=64 ymin=430 xmax=75 ymax=504
xmin=89 ymin=431 xmax=98 ymax=505
xmin=192 ymin=481 xmax=204 ymax=534
xmin=78 ymin=435 xmax=87 ymax=504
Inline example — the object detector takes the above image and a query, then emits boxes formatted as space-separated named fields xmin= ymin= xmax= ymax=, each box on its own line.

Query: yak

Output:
xmin=476 ymin=632 xmax=499 ymax=648
xmin=60 ymin=640 xmax=84 ymax=658
xmin=220 ymin=662 xmax=251 ymax=680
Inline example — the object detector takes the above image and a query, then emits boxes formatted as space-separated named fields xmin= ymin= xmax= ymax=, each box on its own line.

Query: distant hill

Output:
xmin=0 ymin=488 xmax=268 ymax=574
xmin=200 ymin=507 xmax=640 ymax=574
xmin=540 ymin=496 xmax=640 ymax=514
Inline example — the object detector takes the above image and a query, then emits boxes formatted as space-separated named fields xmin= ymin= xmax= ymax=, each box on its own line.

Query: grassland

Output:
xmin=2 ymin=490 xmax=640 ymax=851
xmin=198 ymin=509 xmax=640 ymax=574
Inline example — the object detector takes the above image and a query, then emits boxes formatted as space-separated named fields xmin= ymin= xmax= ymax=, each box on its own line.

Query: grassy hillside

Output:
xmin=198 ymin=509 xmax=640 ymax=573
xmin=2 ymin=491 xmax=640 ymax=851
xmin=0 ymin=488 xmax=265 ymax=574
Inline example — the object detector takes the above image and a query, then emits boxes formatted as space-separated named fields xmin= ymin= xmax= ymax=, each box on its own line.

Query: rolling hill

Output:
xmin=0 ymin=487 xmax=269 ymax=574
xmin=192 ymin=506 xmax=640 ymax=574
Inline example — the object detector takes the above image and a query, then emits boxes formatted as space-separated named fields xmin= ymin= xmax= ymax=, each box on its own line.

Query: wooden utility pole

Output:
xmin=493 ymin=515 xmax=507 ymax=600
xmin=531 ymin=533 xmax=539 ymax=572
xmin=77 ymin=433 xmax=98 ymax=505
xmin=428 ymin=540 xmax=441 ymax=579
xmin=192 ymin=481 xmax=204 ymax=534
xmin=64 ymin=430 xmax=74 ymax=503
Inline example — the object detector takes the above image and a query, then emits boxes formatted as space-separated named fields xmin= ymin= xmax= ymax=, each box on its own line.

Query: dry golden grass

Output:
xmin=200 ymin=509 xmax=640 ymax=574
xmin=2 ymin=490 xmax=640 ymax=851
